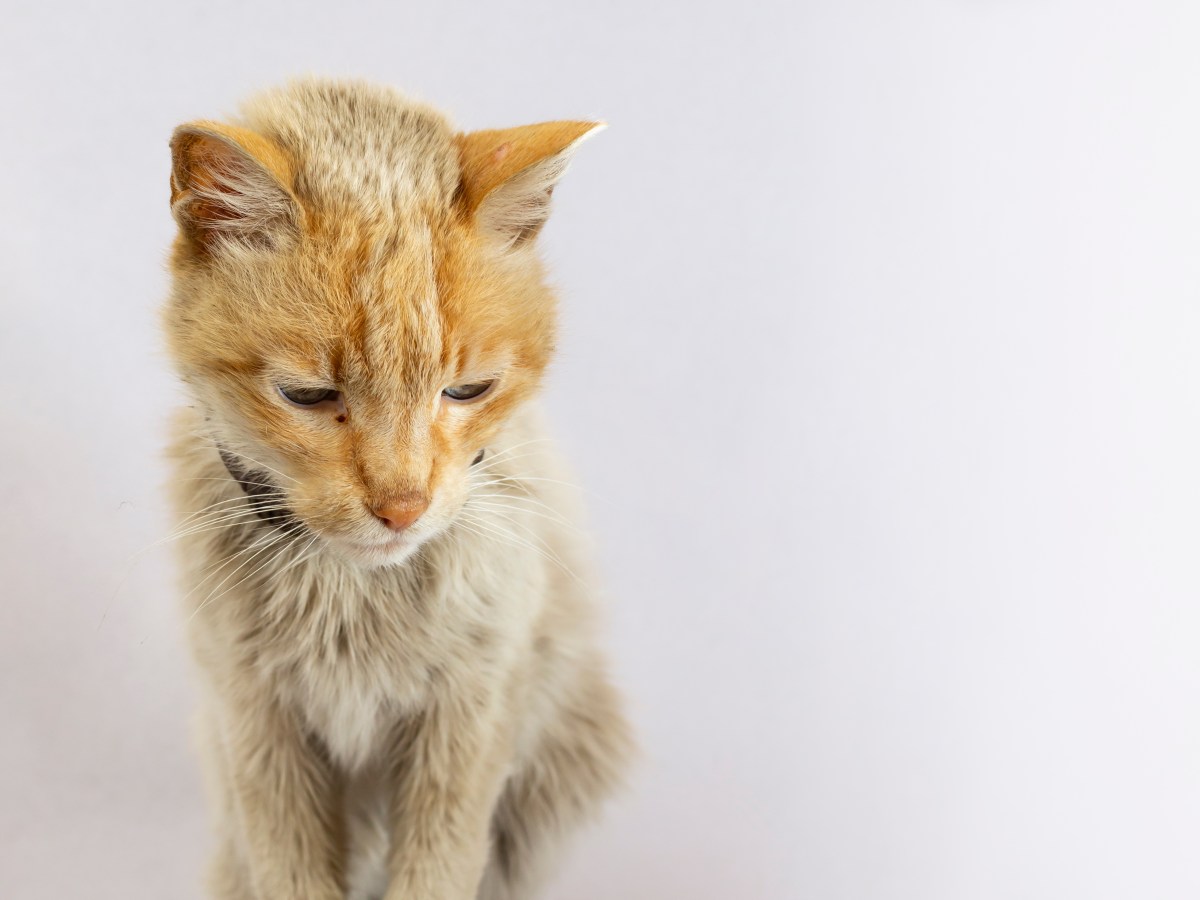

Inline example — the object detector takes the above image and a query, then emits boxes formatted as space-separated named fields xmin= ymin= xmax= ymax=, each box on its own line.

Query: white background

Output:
xmin=3 ymin=1 xmax=1200 ymax=898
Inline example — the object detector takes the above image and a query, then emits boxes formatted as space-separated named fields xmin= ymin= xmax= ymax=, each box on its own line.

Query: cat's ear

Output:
xmin=169 ymin=121 xmax=300 ymax=253
xmin=456 ymin=121 xmax=604 ymax=250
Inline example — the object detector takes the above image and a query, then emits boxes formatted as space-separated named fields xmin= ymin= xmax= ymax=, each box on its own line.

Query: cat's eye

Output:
xmin=442 ymin=380 xmax=495 ymax=402
xmin=278 ymin=385 xmax=340 ymax=407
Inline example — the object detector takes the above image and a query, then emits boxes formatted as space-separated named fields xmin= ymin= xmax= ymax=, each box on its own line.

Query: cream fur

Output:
xmin=163 ymin=79 xmax=632 ymax=900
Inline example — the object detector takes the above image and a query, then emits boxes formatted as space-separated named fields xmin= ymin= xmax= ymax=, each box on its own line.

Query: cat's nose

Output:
xmin=371 ymin=494 xmax=429 ymax=532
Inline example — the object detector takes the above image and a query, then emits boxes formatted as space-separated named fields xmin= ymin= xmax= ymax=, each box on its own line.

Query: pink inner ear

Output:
xmin=171 ymin=128 xmax=300 ymax=253
xmin=190 ymin=151 xmax=250 ymax=223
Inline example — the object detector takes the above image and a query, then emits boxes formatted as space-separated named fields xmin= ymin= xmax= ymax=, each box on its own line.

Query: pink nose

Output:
xmin=371 ymin=494 xmax=429 ymax=532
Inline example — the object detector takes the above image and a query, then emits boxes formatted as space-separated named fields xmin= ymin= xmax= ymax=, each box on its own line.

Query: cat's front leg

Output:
xmin=215 ymin=688 xmax=343 ymax=900
xmin=383 ymin=691 xmax=513 ymax=900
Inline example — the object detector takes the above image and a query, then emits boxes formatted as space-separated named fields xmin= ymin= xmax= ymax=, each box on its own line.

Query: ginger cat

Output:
xmin=162 ymin=79 xmax=632 ymax=900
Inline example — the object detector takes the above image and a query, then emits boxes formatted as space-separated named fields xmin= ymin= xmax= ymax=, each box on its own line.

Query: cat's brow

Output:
xmin=355 ymin=228 xmax=443 ymax=392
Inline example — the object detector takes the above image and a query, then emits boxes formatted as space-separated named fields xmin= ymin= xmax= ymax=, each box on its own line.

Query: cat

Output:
xmin=162 ymin=78 xmax=633 ymax=900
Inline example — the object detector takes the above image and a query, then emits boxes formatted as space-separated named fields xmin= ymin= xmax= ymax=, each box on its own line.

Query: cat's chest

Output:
xmin=292 ymin=657 xmax=415 ymax=770
xmin=265 ymin=592 xmax=434 ymax=770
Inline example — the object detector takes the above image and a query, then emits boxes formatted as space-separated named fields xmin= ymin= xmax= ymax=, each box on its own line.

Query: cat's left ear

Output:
xmin=456 ymin=120 xmax=604 ymax=250
xmin=169 ymin=121 xmax=301 ymax=253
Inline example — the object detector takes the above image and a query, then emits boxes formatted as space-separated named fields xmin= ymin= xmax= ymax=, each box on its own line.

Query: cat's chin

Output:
xmin=330 ymin=534 xmax=424 ymax=569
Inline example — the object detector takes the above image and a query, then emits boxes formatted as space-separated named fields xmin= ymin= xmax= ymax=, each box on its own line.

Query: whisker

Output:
xmin=465 ymin=499 xmax=579 ymax=536
xmin=456 ymin=509 xmax=588 ymax=591
xmin=194 ymin=438 xmax=298 ymax=485
xmin=176 ymin=490 xmax=272 ymax=516
xmin=268 ymin=534 xmax=323 ymax=585
xmin=189 ymin=530 xmax=314 ymax=622
xmin=467 ymin=491 xmax=577 ymax=527
xmin=183 ymin=528 xmax=299 ymax=624
xmin=163 ymin=506 xmax=295 ymax=543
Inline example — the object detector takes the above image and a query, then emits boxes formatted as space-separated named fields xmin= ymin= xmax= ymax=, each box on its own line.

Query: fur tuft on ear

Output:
xmin=456 ymin=121 xmax=604 ymax=250
xmin=169 ymin=121 xmax=300 ymax=253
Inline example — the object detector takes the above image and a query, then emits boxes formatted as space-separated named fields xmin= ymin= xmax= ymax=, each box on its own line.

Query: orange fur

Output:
xmin=455 ymin=121 xmax=602 ymax=213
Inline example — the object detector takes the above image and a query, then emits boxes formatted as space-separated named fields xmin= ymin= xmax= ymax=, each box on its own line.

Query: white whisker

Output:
xmin=184 ymin=528 xmax=300 ymax=624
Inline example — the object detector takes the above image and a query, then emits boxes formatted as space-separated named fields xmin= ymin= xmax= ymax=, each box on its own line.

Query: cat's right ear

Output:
xmin=456 ymin=121 xmax=604 ymax=251
xmin=169 ymin=121 xmax=301 ymax=253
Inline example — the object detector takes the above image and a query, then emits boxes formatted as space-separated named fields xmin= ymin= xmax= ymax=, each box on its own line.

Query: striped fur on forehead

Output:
xmin=346 ymin=222 xmax=445 ymax=396
xmin=239 ymin=79 xmax=460 ymax=221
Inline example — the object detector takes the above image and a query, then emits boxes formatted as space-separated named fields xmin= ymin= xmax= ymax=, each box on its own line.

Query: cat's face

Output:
xmin=164 ymin=85 xmax=598 ymax=567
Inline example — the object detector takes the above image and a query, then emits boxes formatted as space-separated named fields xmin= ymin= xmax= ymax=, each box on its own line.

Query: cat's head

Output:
xmin=164 ymin=80 xmax=600 ymax=567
